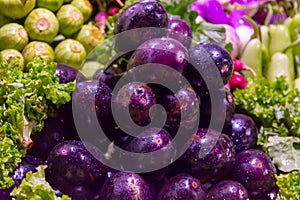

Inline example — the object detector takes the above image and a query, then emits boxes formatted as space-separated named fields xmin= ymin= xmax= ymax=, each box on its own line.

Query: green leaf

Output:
xmin=276 ymin=171 xmax=300 ymax=200
xmin=0 ymin=57 xmax=74 ymax=188
xmin=11 ymin=165 xmax=71 ymax=200
xmin=263 ymin=135 xmax=300 ymax=172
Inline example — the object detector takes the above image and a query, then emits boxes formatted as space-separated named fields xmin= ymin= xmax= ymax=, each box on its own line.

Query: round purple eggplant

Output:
xmin=178 ymin=128 xmax=235 ymax=183
xmin=157 ymin=173 xmax=206 ymax=200
xmin=198 ymin=89 xmax=234 ymax=131
xmin=206 ymin=180 xmax=249 ymax=200
xmin=55 ymin=63 xmax=86 ymax=84
xmin=114 ymin=0 xmax=168 ymax=52
xmin=233 ymin=149 xmax=277 ymax=199
xmin=112 ymin=82 xmax=156 ymax=127
xmin=156 ymin=84 xmax=200 ymax=137
xmin=167 ymin=17 xmax=192 ymax=48
xmin=229 ymin=113 xmax=258 ymax=153
xmin=125 ymin=128 xmax=175 ymax=180
xmin=188 ymin=42 xmax=233 ymax=91
xmin=99 ymin=171 xmax=152 ymax=200
xmin=45 ymin=140 xmax=108 ymax=199
xmin=127 ymin=37 xmax=189 ymax=74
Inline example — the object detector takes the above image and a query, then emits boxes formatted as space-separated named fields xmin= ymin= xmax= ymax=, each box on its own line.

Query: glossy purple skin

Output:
xmin=158 ymin=85 xmax=200 ymax=137
xmin=127 ymin=37 xmax=189 ymax=74
xmin=229 ymin=113 xmax=258 ymax=153
xmin=179 ymin=128 xmax=235 ymax=182
xmin=73 ymin=80 xmax=112 ymax=119
xmin=233 ymin=149 xmax=277 ymax=198
xmin=199 ymin=89 xmax=234 ymax=130
xmin=189 ymin=42 xmax=234 ymax=86
xmin=206 ymin=180 xmax=249 ymax=200
xmin=114 ymin=82 xmax=156 ymax=126
xmin=157 ymin=173 xmax=206 ymax=200
xmin=46 ymin=140 xmax=108 ymax=199
xmin=126 ymin=128 xmax=173 ymax=153
xmin=114 ymin=0 xmax=168 ymax=52
xmin=167 ymin=17 xmax=192 ymax=48
xmin=93 ymin=67 xmax=121 ymax=90
xmin=99 ymin=171 xmax=152 ymax=200
xmin=125 ymin=128 xmax=175 ymax=176
xmin=55 ymin=63 xmax=86 ymax=84
xmin=27 ymin=114 xmax=77 ymax=161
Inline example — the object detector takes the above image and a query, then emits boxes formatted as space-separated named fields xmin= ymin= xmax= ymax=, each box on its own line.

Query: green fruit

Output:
xmin=76 ymin=25 xmax=104 ymax=54
xmin=55 ymin=39 xmax=86 ymax=69
xmin=22 ymin=41 xmax=55 ymax=67
xmin=24 ymin=8 xmax=59 ymax=43
xmin=0 ymin=13 xmax=13 ymax=27
xmin=80 ymin=61 xmax=104 ymax=79
xmin=0 ymin=0 xmax=36 ymax=19
xmin=71 ymin=0 xmax=93 ymax=23
xmin=36 ymin=0 xmax=64 ymax=12
xmin=56 ymin=5 xmax=84 ymax=37
xmin=0 ymin=49 xmax=25 ymax=70
xmin=0 ymin=23 xmax=29 ymax=51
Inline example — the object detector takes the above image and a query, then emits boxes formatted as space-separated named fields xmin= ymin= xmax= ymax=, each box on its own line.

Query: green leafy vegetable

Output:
xmin=234 ymin=76 xmax=300 ymax=138
xmin=234 ymin=76 xmax=300 ymax=199
xmin=11 ymin=165 xmax=71 ymax=200
xmin=0 ymin=58 xmax=74 ymax=189
xmin=263 ymin=135 xmax=300 ymax=172
xmin=276 ymin=170 xmax=300 ymax=200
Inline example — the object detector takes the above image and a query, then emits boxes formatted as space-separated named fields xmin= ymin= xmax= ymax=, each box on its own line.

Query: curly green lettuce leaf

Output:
xmin=276 ymin=170 xmax=300 ymax=200
xmin=11 ymin=165 xmax=71 ymax=200
xmin=262 ymin=135 xmax=300 ymax=172
xmin=0 ymin=58 xmax=74 ymax=189
xmin=234 ymin=76 xmax=300 ymax=137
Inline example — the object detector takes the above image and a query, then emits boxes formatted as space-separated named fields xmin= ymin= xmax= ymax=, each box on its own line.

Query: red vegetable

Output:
xmin=228 ymin=72 xmax=247 ymax=91
xmin=233 ymin=59 xmax=256 ymax=77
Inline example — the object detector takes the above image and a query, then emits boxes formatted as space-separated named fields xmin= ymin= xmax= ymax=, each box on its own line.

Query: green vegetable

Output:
xmin=11 ymin=165 xmax=71 ymax=200
xmin=267 ymin=52 xmax=292 ymax=87
xmin=22 ymin=41 xmax=55 ymax=67
xmin=276 ymin=170 xmax=300 ymax=200
xmin=24 ymin=8 xmax=59 ymax=43
xmin=71 ymin=0 xmax=93 ymax=23
xmin=0 ymin=58 xmax=74 ymax=189
xmin=56 ymin=5 xmax=84 ymax=37
xmin=36 ymin=0 xmax=64 ymax=12
xmin=0 ymin=49 xmax=25 ymax=71
xmin=234 ymin=76 xmax=300 ymax=136
xmin=263 ymin=135 xmax=300 ymax=172
xmin=0 ymin=23 xmax=29 ymax=51
xmin=54 ymin=39 xmax=86 ymax=69
xmin=0 ymin=13 xmax=13 ymax=27
xmin=240 ymin=38 xmax=263 ymax=78
xmin=75 ymin=24 xmax=104 ymax=54
xmin=0 ymin=0 xmax=36 ymax=19
xmin=260 ymin=25 xmax=270 ymax=76
xmin=269 ymin=24 xmax=295 ymax=80
xmin=295 ymin=77 xmax=300 ymax=90
xmin=80 ymin=61 xmax=104 ymax=79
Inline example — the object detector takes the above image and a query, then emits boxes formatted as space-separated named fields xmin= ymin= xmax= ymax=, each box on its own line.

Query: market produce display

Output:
xmin=1 ymin=0 xmax=300 ymax=199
